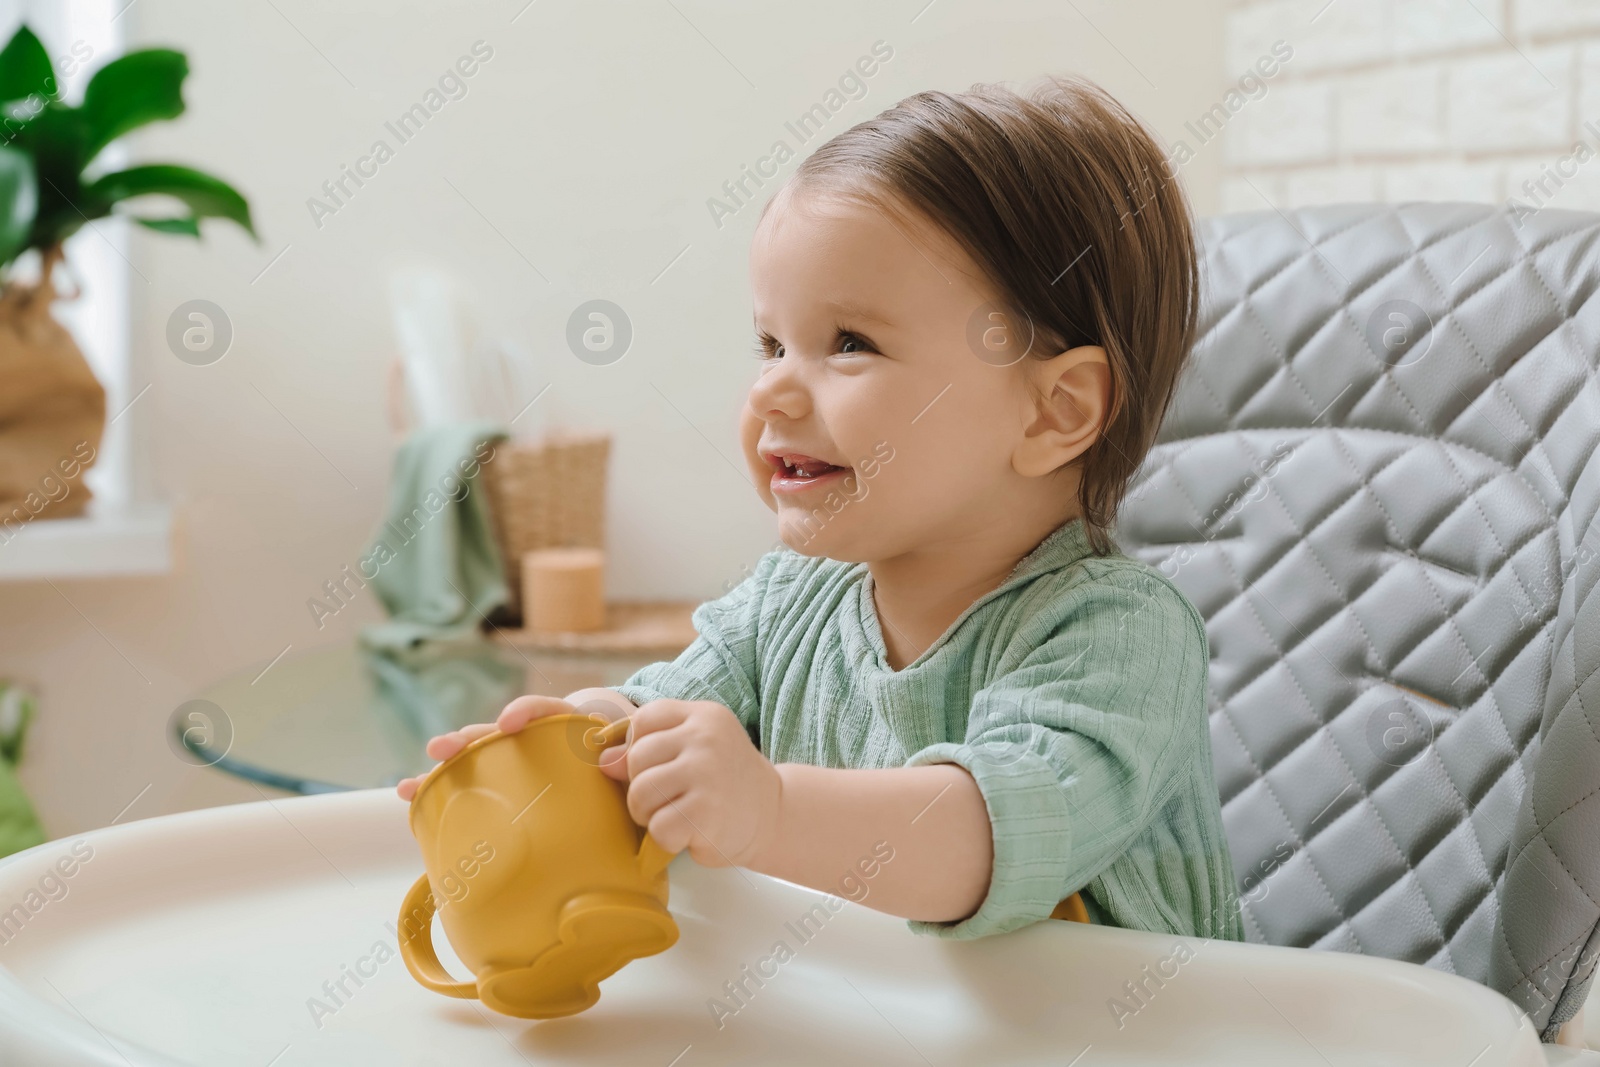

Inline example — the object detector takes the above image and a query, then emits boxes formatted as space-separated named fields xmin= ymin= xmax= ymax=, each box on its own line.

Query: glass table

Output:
xmin=172 ymin=636 xmax=675 ymax=794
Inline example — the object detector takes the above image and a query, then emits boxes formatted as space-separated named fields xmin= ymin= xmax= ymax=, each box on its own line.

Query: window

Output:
xmin=1 ymin=2 xmax=168 ymax=577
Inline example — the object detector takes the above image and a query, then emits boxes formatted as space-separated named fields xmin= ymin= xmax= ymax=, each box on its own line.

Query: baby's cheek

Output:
xmin=867 ymin=439 xmax=984 ymax=531
xmin=740 ymin=397 xmax=778 ymax=512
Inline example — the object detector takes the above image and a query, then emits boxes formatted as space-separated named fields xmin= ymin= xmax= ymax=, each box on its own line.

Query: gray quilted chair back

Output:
xmin=1114 ymin=203 xmax=1600 ymax=1041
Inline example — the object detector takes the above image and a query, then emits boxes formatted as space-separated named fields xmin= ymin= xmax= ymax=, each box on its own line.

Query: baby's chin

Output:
xmin=774 ymin=511 xmax=875 ymax=563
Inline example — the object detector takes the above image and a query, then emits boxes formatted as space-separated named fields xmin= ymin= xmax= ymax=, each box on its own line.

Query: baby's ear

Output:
xmin=740 ymin=397 xmax=778 ymax=513
xmin=1012 ymin=345 xmax=1111 ymax=478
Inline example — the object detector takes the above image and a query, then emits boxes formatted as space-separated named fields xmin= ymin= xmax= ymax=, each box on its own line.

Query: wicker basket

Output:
xmin=479 ymin=430 xmax=611 ymax=624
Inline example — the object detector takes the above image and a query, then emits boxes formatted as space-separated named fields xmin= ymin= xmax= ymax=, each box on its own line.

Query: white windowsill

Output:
xmin=0 ymin=500 xmax=173 ymax=580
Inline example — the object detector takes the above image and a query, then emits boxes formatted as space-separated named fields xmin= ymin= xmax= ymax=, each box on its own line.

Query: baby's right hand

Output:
xmin=394 ymin=694 xmax=582 ymax=802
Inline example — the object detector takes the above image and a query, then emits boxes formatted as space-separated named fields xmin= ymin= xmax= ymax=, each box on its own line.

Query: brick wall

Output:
xmin=1219 ymin=0 xmax=1600 ymax=214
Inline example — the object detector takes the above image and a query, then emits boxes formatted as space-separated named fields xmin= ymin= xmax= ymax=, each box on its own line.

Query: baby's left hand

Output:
xmin=602 ymin=699 xmax=781 ymax=869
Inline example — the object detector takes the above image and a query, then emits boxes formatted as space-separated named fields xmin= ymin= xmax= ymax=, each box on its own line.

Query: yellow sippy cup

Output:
xmin=397 ymin=712 xmax=679 ymax=1019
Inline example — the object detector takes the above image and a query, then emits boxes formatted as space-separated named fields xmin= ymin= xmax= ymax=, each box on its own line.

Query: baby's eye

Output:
xmin=753 ymin=333 xmax=784 ymax=361
xmin=835 ymin=331 xmax=876 ymax=355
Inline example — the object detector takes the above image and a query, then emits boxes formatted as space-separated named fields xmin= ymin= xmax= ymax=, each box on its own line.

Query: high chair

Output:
xmin=0 ymin=201 xmax=1593 ymax=1064
xmin=1112 ymin=201 xmax=1600 ymax=1053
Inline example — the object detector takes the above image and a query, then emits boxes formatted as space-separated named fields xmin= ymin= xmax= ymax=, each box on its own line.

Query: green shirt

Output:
xmin=615 ymin=517 xmax=1244 ymax=943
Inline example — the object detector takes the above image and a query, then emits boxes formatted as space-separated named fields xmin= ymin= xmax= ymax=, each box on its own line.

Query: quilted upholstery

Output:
xmin=1113 ymin=203 xmax=1600 ymax=1041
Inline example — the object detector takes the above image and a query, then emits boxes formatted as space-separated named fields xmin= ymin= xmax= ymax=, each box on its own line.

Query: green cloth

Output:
xmin=0 ymin=682 xmax=45 ymax=859
xmin=360 ymin=422 xmax=509 ymax=652
xmin=615 ymin=517 xmax=1244 ymax=943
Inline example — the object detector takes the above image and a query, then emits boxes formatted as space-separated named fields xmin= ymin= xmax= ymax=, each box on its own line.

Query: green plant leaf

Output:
xmin=83 ymin=164 xmax=254 ymax=239
xmin=0 ymin=26 xmax=57 ymax=105
xmin=81 ymin=49 xmax=188 ymax=163
xmin=0 ymin=145 xmax=37 ymax=264
xmin=15 ymin=106 xmax=93 ymax=249
xmin=135 ymin=216 xmax=199 ymax=236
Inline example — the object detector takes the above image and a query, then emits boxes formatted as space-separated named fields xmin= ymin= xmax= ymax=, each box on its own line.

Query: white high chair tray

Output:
xmin=0 ymin=790 xmax=1553 ymax=1066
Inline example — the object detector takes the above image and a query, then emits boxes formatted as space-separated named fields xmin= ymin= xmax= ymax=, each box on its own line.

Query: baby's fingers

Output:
xmin=400 ymin=698 xmax=580 ymax=802
xmin=424 ymin=722 xmax=499 ymax=762
xmin=497 ymin=694 xmax=579 ymax=733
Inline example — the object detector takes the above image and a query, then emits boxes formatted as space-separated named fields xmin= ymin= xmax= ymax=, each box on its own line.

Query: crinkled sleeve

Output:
xmin=610 ymin=548 xmax=786 ymax=736
xmin=902 ymin=567 xmax=1209 ymax=940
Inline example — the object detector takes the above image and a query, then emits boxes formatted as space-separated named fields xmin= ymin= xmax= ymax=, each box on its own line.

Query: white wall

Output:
xmin=0 ymin=0 xmax=1227 ymax=836
xmin=1221 ymin=0 xmax=1600 ymax=211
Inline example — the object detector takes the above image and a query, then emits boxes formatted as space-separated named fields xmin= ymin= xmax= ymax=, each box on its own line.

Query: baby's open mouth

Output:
xmin=763 ymin=451 xmax=852 ymax=490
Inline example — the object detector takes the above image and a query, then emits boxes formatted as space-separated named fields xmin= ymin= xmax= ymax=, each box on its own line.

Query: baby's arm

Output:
xmin=751 ymin=762 xmax=995 ymax=924
xmin=396 ymin=689 xmax=997 ymax=924
xmin=597 ymin=690 xmax=996 ymax=925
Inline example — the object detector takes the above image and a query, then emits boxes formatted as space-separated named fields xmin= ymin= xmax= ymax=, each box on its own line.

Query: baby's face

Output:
xmin=745 ymin=187 xmax=1044 ymax=562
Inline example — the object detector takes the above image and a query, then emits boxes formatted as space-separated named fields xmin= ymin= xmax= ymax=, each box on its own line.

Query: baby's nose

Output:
xmin=745 ymin=365 xmax=822 ymax=450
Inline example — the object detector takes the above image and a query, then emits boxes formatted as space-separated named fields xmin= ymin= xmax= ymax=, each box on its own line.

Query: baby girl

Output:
xmin=398 ymin=75 xmax=1242 ymax=942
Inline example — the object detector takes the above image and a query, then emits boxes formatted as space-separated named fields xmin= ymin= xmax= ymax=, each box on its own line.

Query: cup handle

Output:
xmin=396 ymin=873 xmax=479 ymax=1000
xmin=637 ymin=831 xmax=677 ymax=881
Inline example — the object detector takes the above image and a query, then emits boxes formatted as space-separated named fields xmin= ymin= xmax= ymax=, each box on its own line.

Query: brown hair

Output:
xmin=782 ymin=75 xmax=1199 ymax=556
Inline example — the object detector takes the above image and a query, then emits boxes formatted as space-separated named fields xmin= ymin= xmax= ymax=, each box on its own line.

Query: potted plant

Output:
xmin=0 ymin=25 xmax=253 ymax=529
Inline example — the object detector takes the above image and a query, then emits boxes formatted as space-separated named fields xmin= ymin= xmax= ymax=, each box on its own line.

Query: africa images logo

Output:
xmin=305 ymin=41 xmax=495 ymax=229
xmin=705 ymin=40 xmax=894 ymax=230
